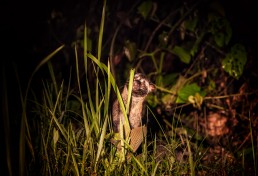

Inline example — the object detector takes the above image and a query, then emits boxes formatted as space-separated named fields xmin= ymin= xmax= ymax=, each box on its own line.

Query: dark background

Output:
xmin=1 ymin=0 xmax=256 ymax=174
xmin=1 ymin=0 xmax=256 ymax=90
xmin=1 ymin=0 xmax=256 ymax=78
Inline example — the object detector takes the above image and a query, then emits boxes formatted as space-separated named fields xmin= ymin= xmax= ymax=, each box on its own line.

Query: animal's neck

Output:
xmin=122 ymin=86 xmax=146 ymax=104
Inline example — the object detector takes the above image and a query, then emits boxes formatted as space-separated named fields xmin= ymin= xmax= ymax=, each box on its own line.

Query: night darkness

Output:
xmin=1 ymin=0 xmax=257 ymax=175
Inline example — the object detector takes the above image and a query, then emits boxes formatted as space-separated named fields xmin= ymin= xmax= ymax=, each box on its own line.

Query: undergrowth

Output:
xmin=3 ymin=0 xmax=257 ymax=175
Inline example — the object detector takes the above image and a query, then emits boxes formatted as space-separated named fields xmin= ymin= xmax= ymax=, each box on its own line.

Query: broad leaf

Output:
xmin=184 ymin=16 xmax=198 ymax=32
xmin=209 ymin=15 xmax=232 ymax=47
xmin=172 ymin=45 xmax=191 ymax=64
xmin=138 ymin=1 xmax=153 ymax=20
xmin=176 ymin=83 xmax=206 ymax=103
xmin=124 ymin=40 xmax=136 ymax=62
xmin=222 ymin=44 xmax=247 ymax=79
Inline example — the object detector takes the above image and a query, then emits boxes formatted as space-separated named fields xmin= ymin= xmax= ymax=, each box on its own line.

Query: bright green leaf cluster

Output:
xmin=222 ymin=44 xmax=247 ymax=79
xmin=176 ymin=83 xmax=206 ymax=104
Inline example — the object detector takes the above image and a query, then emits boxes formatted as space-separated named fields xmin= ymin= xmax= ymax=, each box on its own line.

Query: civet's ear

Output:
xmin=149 ymin=82 xmax=156 ymax=93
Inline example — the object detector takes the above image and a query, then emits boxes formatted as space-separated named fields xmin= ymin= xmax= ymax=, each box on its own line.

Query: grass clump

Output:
xmin=7 ymin=1 xmax=256 ymax=175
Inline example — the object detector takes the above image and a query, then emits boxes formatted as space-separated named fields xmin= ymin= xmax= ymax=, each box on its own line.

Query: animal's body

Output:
xmin=112 ymin=73 xmax=156 ymax=152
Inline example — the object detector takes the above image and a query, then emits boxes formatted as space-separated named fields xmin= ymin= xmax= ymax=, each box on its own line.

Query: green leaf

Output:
xmin=172 ymin=46 xmax=191 ymax=64
xmin=190 ymin=32 xmax=205 ymax=56
xmin=184 ymin=17 xmax=198 ymax=32
xmin=161 ymin=73 xmax=178 ymax=87
xmin=222 ymin=44 xmax=247 ymax=79
xmin=209 ymin=15 xmax=232 ymax=47
xmin=138 ymin=1 xmax=153 ymax=20
xmin=124 ymin=40 xmax=137 ymax=62
xmin=176 ymin=83 xmax=205 ymax=103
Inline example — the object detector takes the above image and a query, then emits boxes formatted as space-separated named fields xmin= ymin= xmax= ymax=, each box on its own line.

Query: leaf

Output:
xmin=184 ymin=16 xmax=198 ymax=32
xmin=188 ymin=92 xmax=204 ymax=109
xmin=176 ymin=83 xmax=205 ymax=103
xmin=53 ymin=128 xmax=59 ymax=145
xmin=222 ymin=44 xmax=247 ymax=79
xmin=172 ymin=46 xmax=191 ymax=64
xmin=161 ymin=73 xmax=178 ymax=87
xmin=124 ymin=40 xmax=136 ymax=62
xmin=209 ymin=15 xmax=232 ymax=47
xmin=161 ymin=75 xmax=187 ymax=105
xmin=190 ymin=32 xmax=205 ymax=56
xmin=138 ymin=1 xmax=153 ymax=20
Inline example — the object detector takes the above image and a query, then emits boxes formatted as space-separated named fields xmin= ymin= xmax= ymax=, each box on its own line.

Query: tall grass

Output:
xmin=19 ymin=1 xmax=200 ymax=175
xmin=23 ymin=52 xmax=197 ymax=175
xmin=249 ymin=114 xmax=257 ymax=176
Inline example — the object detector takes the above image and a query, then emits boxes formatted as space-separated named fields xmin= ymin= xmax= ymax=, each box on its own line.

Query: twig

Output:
xmin=144 ymin=10 xmax=180 ymax=52
xmin=167 ymin=0 xmax=202 ymax=37
xmin=204 ymin=91 xmax=256 ymax=100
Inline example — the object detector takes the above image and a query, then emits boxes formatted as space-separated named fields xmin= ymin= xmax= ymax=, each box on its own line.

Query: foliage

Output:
xmin=4 ymin=0 xmax=256 ymax=175
xmin=222 ymin=44 xmax=247 ymax=79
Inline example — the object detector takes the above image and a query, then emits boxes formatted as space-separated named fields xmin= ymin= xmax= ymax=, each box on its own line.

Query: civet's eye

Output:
xmin=133 ymin=80 xmax=139 ymax=85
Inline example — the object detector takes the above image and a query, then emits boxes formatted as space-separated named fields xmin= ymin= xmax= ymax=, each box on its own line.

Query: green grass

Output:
xmin=19 ymin=19 xmax=198 ymax=176
xmin=10 ymin=1 xmax=257 ymax=175
xmin=19 ymin=44 xmax=201 ymax=176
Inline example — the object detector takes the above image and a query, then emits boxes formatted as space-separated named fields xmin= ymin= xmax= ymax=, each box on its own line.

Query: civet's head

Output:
xmin=126 ymin=73 xmax=156 ymax=97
